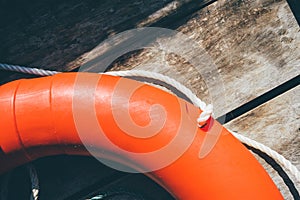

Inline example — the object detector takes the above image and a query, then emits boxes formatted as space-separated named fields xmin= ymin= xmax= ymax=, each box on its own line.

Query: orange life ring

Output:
xmin=0 ymin=72 xmax=283 ymax=199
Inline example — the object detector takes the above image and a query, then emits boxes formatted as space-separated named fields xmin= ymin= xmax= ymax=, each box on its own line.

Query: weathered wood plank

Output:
xmin=225 ymin=86 xmax=300 ymax=199
xmin=1 ymin=0 xmax=299 ymax=117
xmin=1 ymin=0 xmax=299 ymax=115
xmin=0 ymin=0 xmax=173 ymax=83
xmin=91 ymin=0 xmax=299 ymax=117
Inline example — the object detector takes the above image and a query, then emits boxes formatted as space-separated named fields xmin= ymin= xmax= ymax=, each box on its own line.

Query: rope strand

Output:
xmin=0 ymin=63 xmax=59 ymax=76
xmin=27 ymin=164 xmax=39 ymax=200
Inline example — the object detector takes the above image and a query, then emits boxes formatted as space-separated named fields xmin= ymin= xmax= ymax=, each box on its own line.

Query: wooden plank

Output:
xmin=92 ymin=0 xmax=299 ymax=117
xmin=1 ymin=0 xmax=299 ymax=115
xmin=0 ymin=0 xmax=221 ymax=84
xmin=225 ymin=86 xmax=300 ymax=200
xmin=0 ymin=0 xmax=173 ymax=76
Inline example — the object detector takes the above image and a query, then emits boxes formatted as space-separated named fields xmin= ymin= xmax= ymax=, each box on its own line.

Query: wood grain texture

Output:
xmin=225 ymin=86 xmax=300 ymax=199
xmin=95 ymin=0 xmax=300 ymax=117
xmin=0 ymin=0 xmax=173 ymax=84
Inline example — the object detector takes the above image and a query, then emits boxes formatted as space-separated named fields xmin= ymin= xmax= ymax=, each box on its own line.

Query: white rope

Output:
xmin=27 ymin=164 xmax=39 ymax=200
xmin=230 ymin=131 xmax=300 ymax=182
xmin=0 ymin=63 xmax=59 ymax=76
xmin=105 ymin=70 xmax=213 ymax=125
xmin=1 ymin=63 xmax=299 ymax=189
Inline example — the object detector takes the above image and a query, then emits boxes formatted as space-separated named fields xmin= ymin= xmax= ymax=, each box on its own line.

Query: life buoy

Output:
xmin=0 ymin=72 xmax=283 ymax=199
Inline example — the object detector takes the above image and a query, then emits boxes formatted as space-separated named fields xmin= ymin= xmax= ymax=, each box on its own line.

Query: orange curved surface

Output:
xmin=0 ymin=72 xmax=283 ymax=199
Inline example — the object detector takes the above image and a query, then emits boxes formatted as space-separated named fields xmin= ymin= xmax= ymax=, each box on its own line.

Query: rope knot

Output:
xmin=197 ymin=104 xmax=213 ymax=128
